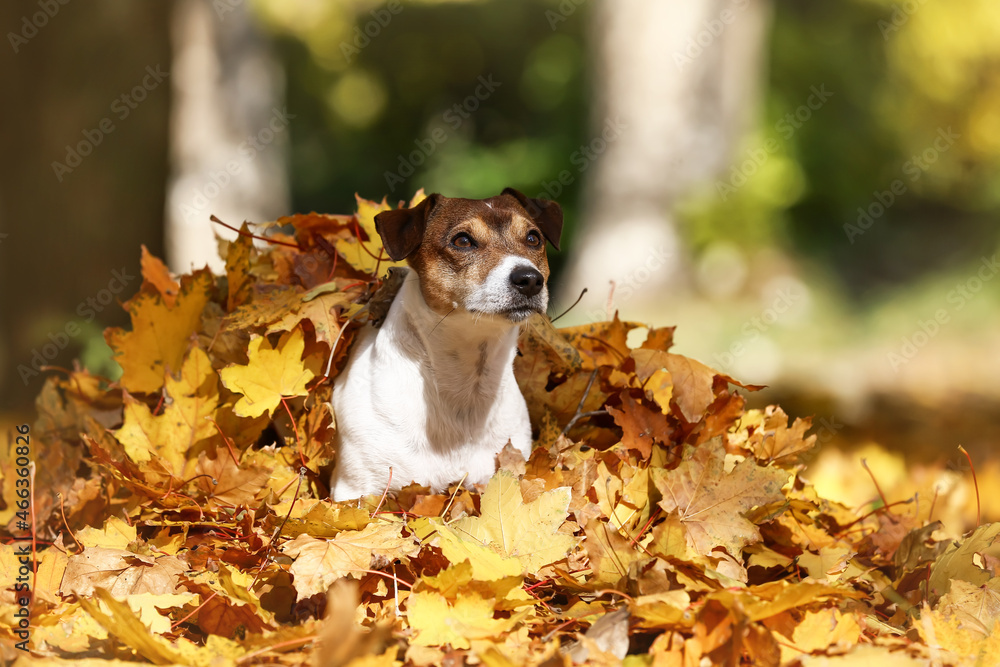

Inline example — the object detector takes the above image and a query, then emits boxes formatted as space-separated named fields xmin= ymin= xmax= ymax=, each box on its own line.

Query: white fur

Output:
xmin=330 ymin=265 xmax=540 ymax=500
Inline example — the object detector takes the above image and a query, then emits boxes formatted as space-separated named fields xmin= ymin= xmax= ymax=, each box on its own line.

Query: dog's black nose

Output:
xmin=510 ymin=266 xmax=544 ymax=297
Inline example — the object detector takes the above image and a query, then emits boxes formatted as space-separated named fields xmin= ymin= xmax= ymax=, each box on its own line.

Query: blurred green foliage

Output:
xmin=255 ymin=0 xmax=589 ymax=275
xmin=685 ymin=0 xmax=1000 ymax=301
xmin=255 ymin=0 xmax=1000 ymax=302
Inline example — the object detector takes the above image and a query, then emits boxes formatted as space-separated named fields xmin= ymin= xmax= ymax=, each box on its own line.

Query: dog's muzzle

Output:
xmin=466 ymin=257 xmax=549 ymax=323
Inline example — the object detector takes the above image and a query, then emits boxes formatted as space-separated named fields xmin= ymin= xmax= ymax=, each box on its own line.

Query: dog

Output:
xmin=329 ymin=188 xmax=562 ymax=501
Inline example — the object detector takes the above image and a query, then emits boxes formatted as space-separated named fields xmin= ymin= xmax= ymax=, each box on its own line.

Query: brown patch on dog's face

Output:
xmin=405 ymin=193 xmax=553 ymax=317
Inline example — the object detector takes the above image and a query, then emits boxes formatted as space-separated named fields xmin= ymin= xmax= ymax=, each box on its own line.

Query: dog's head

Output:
xmin=374 ymin=188 xmax=562 ymax=323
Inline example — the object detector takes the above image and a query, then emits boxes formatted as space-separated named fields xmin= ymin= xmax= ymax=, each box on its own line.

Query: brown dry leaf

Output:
xmin=607 ymin=391 xmax=670 ymax=459
xmin=662 ymin=353 xmax=716 ymax=423
xmin=267 ymin=290 xmax=355 ymax=349
xmin=559 ymin=315 xmax=636 ymax=370
xmin=652 ymin=438 xmax=788 ymax=558
xmin=741 ymin=405 xmax=818 ymax=468
xmin=283 ymin=521 xmax=419 ymax=600
xmin=192 ymin=448 xmax=272 ymax=507
xmin=105 ymin=268 xmax=213 ymax=394
xmin=61 ymin=548 xmax=187 ymax=598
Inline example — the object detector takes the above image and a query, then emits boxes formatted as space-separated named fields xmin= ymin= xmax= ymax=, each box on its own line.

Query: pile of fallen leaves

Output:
xmin=3 ymin=192 xmax=1000 ymax=666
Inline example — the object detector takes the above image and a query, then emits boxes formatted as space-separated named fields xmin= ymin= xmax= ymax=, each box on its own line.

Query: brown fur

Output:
xmin=377 ymin=191 xmax=559 ymax=316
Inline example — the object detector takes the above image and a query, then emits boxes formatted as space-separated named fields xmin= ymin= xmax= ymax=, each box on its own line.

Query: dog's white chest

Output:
xmin=329 ymin=278 xmax=532 ymax=500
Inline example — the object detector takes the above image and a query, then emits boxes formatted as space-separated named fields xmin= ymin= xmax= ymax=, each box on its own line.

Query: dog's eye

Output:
xmin=452 ymin=233 xmax=475 ymax=249
xmin=526 ymin=231 xmax=541 ymax=247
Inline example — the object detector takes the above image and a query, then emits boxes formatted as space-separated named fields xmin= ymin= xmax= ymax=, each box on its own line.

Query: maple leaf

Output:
xmin=61 ymin=548 xmax=187 ymax=598
xmin=738 ymin=405 xmax=818 ymax=468
xmin=266 ymin=289 xmax=354 ymax=349
xmin=608 ymin=391 xmax=671 ymax=458
xmin=140 ymin=245 xmax=180 ymax=307
xmin=113 ymin=346 xmax=218 ymax=475
xmin=448 ymin=470 xmax=577 ymax=575
xmin=662 ymin=353 xmax=716 ymax=423
xmin=652 ymin=438 xmax=787 ymax=558
xmin=220 ymin=328 xmax=320 ymax=418
xmin=106 ymin=268 xmax=213 ymax=394
xmin=938 ymin=579 xmax=1000 ymax=635
xmin=407 ymin=590 xmax=529 ymax=649
xmin=335 ymin=193 xmax=408 ymax=275
xmin=282 ymin=521 xmax=419 ymax=600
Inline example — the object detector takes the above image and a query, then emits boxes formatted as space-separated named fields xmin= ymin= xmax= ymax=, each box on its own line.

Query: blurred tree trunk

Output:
xmin=165 ymin=0 xmax=289 ymax=273
xmin=0 ymin=1 xmax=171 ymax=412
xmin=558 ymin=0 xmax=771 ymax=323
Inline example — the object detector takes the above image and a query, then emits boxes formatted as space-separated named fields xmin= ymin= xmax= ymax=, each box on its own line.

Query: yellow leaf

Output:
xmin=630 ymin=349 xmax=674 ymax=414
xmin=449 ymin=470 xmax=576 ymax=575
xmin=335 ymin=194 xmax=406 ymax=275
xmin=105 ymin=268 xmax=213 ymax=394
xmin=220 ymin=328 xmax=319 ymax=418
xmin=788 ymin=608 xmax=861 ymax=657
xmin=113 ymin=346 xmax=218 ymax=474
xmin=407 ymin=590 xmax=526 ymax=649
xmin=78 ymin=588 xmax=185 ymax=665
xmin=76 ymin=516 xmax=137 ymax=549
xmin=411 ymin=517 xmax=524 ymax=581
xmin=126 ymin=592 xmax=200 ymax=634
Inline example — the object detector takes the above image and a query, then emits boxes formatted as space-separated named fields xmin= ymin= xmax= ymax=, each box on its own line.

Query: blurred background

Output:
xmin=2 ymin=0 xmax=999 ymax=520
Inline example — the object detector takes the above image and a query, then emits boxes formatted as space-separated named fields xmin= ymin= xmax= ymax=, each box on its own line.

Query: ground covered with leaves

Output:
xmin=2 ymin=194 xmax=999 ymax=666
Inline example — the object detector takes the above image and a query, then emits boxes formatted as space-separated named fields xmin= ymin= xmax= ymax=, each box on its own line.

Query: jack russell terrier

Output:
xmin=330 ymin=188 xmax=562 ymax=501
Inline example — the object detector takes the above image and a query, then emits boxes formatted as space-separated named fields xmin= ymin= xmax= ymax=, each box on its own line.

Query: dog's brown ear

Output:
xmin=374 ymin=193 xmax=440 ymax=261
xmin=502 ymin=187 xmax=563 ymax=250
